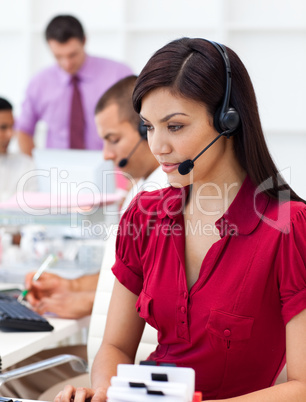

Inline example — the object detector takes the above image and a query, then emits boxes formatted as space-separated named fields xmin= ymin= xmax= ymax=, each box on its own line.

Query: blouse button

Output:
xmin=183 ymin=292 xmax=188 ymax=299
xmin=180 ymin=306 xmax=186 ymax=314
xmin=224 ymin=329 xmax=231 ymax=337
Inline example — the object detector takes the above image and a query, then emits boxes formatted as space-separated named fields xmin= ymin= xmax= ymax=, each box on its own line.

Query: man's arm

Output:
xmin=71 ymin=273 xmax=100 ymax=292
xmin=25 ymin=272 xmax=100 ymax=305
xmin=32 ymin=291 xmax=96 ymax=319
xmin=18 ymin=130 xmax=35 ymax=156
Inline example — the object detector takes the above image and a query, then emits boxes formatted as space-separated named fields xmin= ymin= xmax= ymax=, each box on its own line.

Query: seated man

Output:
xmin=25 ymin=75 xmax=165 ymax=318
xmin=0 ymin=76 xmax=167 ymax=400
xmin=0 ymin=97 xmax=37 ymax=202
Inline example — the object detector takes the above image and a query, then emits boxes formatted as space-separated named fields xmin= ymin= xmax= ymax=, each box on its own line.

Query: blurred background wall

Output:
xmin=0 ymin=0 xmax=305 ymax=197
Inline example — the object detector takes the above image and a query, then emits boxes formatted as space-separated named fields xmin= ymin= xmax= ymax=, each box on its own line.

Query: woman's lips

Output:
xmin=160 ymin=162 xmax=181 ymax=173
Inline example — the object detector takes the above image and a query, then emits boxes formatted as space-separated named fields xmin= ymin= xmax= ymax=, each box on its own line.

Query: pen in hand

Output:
xmin=18 ymin=254 xmax=58 ymax=303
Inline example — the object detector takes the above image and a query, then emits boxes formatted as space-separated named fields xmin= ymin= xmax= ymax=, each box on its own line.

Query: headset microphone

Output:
xmin=118 ymin=121 xmax=147 ymax=168
xmin=178 ymin=131 xmax=230 ymax=175
xmin=118 ymin=137 xmax=144 ymax=168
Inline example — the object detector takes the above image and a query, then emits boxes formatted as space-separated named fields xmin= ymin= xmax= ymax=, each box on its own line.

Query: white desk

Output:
xmin=0 ymin=315 xmax=90 ymax=370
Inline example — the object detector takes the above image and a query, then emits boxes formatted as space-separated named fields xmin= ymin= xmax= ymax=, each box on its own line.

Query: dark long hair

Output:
xmin=133 ymin=37 xmax=304 ymax=203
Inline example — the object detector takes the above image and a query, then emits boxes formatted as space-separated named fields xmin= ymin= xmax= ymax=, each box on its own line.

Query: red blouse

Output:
xmin=112 ymin=176 xmax=306 ymax=399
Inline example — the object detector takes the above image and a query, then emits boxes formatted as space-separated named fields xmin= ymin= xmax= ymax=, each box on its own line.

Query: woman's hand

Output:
xmin=54 ymin=385 xmax=108 ymax=402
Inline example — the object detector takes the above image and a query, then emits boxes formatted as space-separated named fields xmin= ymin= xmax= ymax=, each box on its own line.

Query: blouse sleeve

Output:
xmin=111 ymin=192 xmax=145 ymax=296
xmin=277 ymin=205 xmax=306 ymax=325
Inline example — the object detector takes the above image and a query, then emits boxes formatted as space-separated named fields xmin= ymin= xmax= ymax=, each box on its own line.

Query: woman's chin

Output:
xmin=167 ymin=175 xmax=191 ymax=188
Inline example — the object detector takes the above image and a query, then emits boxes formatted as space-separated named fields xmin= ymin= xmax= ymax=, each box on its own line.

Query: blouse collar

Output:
xmin=156 ymin=175 xmax=270 ymax=237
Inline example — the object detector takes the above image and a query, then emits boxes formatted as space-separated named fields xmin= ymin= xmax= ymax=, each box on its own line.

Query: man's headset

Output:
xmin=118 ymin=121 xmax=147 ymax=168
xmin=178 ymin=39 xmax=240 ymax=175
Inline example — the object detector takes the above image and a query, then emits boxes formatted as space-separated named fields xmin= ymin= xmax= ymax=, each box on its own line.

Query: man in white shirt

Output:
xmin=1 ymin=76 xmax=167 ymax=400
xmin=0 ymin=97 xmax=37 ymax=202
xmin=25 ymin=75 xmax=167 ymax=318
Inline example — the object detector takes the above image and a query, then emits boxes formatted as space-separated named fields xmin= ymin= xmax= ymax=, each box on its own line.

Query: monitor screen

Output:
xmin=33 ymin=149 xmax=116 ymax=195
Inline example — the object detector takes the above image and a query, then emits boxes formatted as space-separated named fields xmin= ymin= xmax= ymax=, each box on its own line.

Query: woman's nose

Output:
xmin=148 ymin=129 xmax=171 ymax=156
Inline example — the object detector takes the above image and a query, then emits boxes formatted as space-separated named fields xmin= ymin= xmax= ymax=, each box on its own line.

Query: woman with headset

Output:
xmin=56 ymin=38 xmax=306 ymax=401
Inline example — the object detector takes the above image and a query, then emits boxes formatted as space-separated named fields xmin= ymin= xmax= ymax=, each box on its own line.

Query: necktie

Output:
xmin=69 ymin=75 xmax=85 ymax=149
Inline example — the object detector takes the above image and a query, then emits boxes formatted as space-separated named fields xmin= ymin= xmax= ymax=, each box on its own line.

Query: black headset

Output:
xmin=178 ymin=39 xmax=240 ymax=175
xmin=139 ymin=39 xmax=240 ymax=138
xmin=202 ymin=39 xmax=240 ymax=137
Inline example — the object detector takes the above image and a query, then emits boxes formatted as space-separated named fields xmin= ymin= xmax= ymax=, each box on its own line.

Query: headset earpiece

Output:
xmin=213 ymin=106 xmax=240 ymax=137
xmin=205 ymin=40 xmax=240 ymax=137
xmin=138 ymin=121 xmax=147 ymax=140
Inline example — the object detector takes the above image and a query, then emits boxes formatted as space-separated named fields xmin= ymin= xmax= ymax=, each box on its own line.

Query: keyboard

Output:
xmin=0 ymin=295 xmax=54 ymax=331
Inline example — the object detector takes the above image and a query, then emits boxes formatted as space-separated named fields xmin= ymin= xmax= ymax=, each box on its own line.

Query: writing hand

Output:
xmin=32 ymin=291 xmax=95 ymax=319
xmin=25 ymin=272 xmax=72 ymax=305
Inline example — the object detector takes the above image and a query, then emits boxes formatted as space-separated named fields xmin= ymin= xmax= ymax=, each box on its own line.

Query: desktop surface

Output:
xmin=0 ymin=315 xmax=90 ymax=370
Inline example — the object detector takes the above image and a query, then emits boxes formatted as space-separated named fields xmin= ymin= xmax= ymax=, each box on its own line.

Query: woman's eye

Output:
xmin=168 ymin=125 xmax=183 ymax=132
xmin=144 ymin=124 xmax=154 ymax=132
